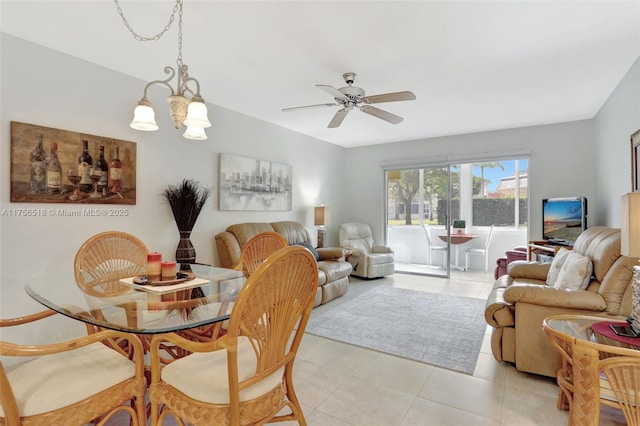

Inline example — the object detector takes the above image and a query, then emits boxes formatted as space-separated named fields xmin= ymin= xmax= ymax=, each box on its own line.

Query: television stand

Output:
xmin=528 ymin=240 xmax=573 ymax=262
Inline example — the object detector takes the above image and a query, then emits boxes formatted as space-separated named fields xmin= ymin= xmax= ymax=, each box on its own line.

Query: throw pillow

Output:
xmin=554 ymin=251 xmax=593 ymax=290
xmin=295 ymin=241 xmax=321 ymax=261
xmin=546 ymin=247 xmax=571 ymax=286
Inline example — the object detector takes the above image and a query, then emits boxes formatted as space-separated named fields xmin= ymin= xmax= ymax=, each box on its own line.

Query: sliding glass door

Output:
xmin=386 ymin=165 xmax=455 ymax=277
xmin=385 ymin=156 xmax=528 ymax=277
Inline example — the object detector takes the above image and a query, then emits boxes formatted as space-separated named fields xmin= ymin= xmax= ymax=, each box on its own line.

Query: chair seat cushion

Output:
xmin=318 ymin=260 xmax=352 ymax=283
xmin=0 ymin=342 xmax=135 ymax=417
xmin=160 ymin=336 xmax=284 ymax=404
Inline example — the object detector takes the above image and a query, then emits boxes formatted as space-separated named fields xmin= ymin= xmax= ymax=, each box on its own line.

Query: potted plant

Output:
xmin=452 ymin=220 xmax=466 ymax=234
xmin=162 ymin=179 xmax=211 ymax=264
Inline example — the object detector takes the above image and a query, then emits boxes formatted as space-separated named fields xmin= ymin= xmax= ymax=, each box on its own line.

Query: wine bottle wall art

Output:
xmin=10 ymin=121 xmax=136 ymax=205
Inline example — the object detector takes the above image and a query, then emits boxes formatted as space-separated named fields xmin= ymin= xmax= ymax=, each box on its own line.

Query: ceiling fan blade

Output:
xmin=362 ymin=91 xmax=416 ymax=104
xmin=360 ymin=105 xmax=404 ymax=125
xmin=317 ymin=85 xmax=348 ymax=101
xmin=328 ymin=108 xmax=349 ymax=128
xmin=282 ymin=103 xmax=338 ymax=112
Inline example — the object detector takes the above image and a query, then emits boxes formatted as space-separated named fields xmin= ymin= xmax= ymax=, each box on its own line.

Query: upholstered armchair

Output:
xmin=339 ymin=222 xmax=394 ymax=278
xmin=494 ymin=246 xmax=528 ymax=279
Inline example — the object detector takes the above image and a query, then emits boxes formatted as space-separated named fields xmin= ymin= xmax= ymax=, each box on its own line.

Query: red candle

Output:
xmin=147 ymin=252 xmax=162 ymax=280
xmin=161 ymin=261 xmax=177 ymax=281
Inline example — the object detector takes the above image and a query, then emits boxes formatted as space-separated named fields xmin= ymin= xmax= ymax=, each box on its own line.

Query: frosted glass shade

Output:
xmin=183 ymin=126 xmax=208 ymax=140
xmin=183 ymin=98 xmax=211 ymax=128
xmin=130 ymin=101 xmax=159 ymax=131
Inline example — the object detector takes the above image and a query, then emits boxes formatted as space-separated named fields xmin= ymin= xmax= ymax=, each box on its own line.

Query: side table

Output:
xmin=543 ymin=314 xmax=640 ymax=426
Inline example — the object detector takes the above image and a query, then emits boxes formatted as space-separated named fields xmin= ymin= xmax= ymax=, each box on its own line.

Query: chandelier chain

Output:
xmin=177 ymin=1 xmax=183 ymax=67
xmin=114 ymin=0 xmax=182 ymax=42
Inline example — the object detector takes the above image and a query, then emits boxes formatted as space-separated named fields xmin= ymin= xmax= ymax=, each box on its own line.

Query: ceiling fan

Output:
xmin=282 ymin=72 xmax=416 ymax=128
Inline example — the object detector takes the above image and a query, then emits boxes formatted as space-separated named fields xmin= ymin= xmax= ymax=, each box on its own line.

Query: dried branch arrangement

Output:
xmin=162 ymin=179 xmax=211 ymax=232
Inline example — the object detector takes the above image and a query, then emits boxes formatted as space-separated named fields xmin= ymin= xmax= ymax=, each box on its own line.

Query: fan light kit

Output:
xmin=115 ymin=0 xmax=211 ymax=140
xmin=282 ymin=72 xmax=416 ymax=128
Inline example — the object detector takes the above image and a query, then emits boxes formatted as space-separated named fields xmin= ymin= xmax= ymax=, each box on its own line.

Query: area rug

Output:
xmin=305 ymin=286 xmax=486 ymax=374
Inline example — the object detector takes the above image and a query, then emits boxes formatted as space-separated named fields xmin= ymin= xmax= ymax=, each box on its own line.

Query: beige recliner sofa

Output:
xmin=215 ymin=221 xmax=352 ymax=307
xmin=484 ymin=226 xmax=639 ymax=378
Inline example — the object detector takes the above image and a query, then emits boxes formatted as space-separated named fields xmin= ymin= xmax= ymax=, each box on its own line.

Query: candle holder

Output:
xmin=161 ymin=261 xmax=177 ymax=281
xmin=147 ymin=252 xmax=162 ymax=281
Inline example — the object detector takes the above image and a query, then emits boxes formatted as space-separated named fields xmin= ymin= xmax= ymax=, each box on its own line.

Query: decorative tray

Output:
xmin=119 ymin=275 xmax=210 ymax=294
xmin=132 ymin=271 xmax=194 ymax=286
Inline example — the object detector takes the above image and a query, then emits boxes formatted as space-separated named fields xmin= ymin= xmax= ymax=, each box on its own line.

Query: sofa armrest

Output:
xmin=214 ymin=231 xmax=242 ymax=268
xmin=508 ymin=261 xmax=551 ymax=281
xmin=504 ymin=283 xmax=607 ymax=311
xmin=485 ymin=286 xmax=516 ymax=328
xmin=317 ymin=247 xmax=346 ymax=261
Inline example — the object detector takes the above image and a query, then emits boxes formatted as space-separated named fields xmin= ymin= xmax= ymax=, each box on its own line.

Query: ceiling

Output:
xmin=1 ymin=1 xmax=639 ymax=148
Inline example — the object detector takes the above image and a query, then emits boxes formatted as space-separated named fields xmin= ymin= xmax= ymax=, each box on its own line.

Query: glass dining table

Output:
xmin=25 ymin=263 xmax=246 ymax=335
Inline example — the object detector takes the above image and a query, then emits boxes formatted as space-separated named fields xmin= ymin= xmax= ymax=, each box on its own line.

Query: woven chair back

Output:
xmin=237 ymin=231 xmax=288 ymax=277
xmin=226 ymin=245 xmax=317 ymax=399
xmin=599 ymin=356 xmax=640 ymax=425
xmin=74 ymin=231 xmax=148 ymax=297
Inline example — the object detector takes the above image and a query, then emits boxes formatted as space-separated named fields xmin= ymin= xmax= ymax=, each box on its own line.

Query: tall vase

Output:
xmin=176 ymin=230 xmax=196 ymax=265
xmin=631 ymin=266 xmax=640 ymax=332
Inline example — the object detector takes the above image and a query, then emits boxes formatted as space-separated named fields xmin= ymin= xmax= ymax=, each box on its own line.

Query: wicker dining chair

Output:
xmin=74 ymin=230 xmax=149 ymax=300
xmin=599 ymin=356 xmax=640 ymax=425
xmin=74 ymin=231 xmax=225 ymax=361
xmin=235 ymin=231 xmax=288 ymax=277
xmin=0 ymin=309 xmax=146 ymax=426
xmin=148 ymin=245 xmax=318 ymax=426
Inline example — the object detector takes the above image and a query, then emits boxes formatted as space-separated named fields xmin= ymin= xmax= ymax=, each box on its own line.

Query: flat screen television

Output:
xmin=543 ymin=197 xmax=588 ymax=246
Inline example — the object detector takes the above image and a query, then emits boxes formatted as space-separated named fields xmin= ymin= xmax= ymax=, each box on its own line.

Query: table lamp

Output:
xmin=622 ymin=193 xmax=640 ymax=331
xmin=315 ymin=205 xmax=326 ymax=248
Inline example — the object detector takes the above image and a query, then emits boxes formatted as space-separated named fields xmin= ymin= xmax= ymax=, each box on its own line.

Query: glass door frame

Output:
xmin=384 ymin=164 xmax=453 ymax=278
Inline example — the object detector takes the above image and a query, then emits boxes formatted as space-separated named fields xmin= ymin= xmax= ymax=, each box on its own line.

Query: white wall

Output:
xmin=593 ymin=58 xmax=640 ymax=226
xmin=343 ymin=120 xmax=596 ymax=243
xmin=0 ymin=34 xmax=347 ymax=324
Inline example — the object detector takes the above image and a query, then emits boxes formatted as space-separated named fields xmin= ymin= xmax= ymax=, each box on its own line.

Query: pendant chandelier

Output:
xmin=115 ymin=0 xmax=211 ymax=140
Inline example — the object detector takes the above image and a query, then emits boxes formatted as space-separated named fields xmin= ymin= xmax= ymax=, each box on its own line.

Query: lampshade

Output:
xmin=183 ymin=126 xmax=208 ymax=140
xmin=314 ymin=206 xmax=325 ymax=226
xmin=130 ymin=99 xmax=159 ymax=131
xmin=183 ymin=96 xmax=212 ymax=128
xmin=622 ymin=192 xmax=640 ymax=257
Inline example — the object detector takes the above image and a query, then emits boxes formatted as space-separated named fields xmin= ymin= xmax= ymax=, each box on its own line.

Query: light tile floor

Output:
xmin=113 ymin=269 xmax=627 ymax=425
xmin=283 ymin=270 xmax=626 ymax=426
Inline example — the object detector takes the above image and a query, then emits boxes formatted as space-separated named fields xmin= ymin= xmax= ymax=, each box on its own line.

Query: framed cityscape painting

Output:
xmin=632 ymin=128 xmax=640 ymax=192
xmin=218 ymin=153 xmax=292 ymax=211
xmin=10 ymin=121 xmax=136 ymax=204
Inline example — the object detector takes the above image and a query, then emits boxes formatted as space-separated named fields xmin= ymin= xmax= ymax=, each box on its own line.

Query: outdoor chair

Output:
xmin=423 ymin=224 xmax=447 ymax=268
xmin=465 ymin=224 xmax=495 ymax=272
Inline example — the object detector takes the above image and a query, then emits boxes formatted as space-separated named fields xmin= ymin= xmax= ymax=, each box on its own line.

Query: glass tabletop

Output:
xmin=25 ymin=263 xmax=246 ymax=334
xmin=544 ymin=314 xmax=637 ymax=350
